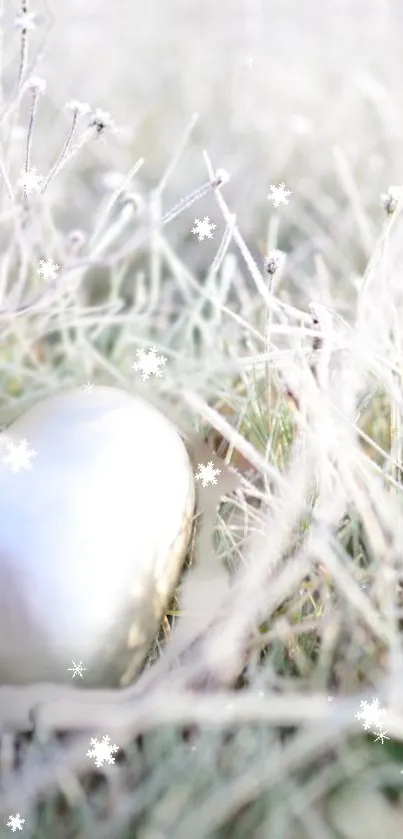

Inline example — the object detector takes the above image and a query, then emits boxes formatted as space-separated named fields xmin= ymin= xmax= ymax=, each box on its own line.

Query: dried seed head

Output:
xmin=380 ymin=185 xmax=403 ymax=215
xmin=89 ymin=108 xmax=116 ymax=134
xmin=264 ymin=249 xmax=286 ymax=275
xmin=212 ymin=168 xmax=230 ymax=188
xmin=26 ymin=76 xmax=46 ymax=94
xmin=65 ymin=100 xmax=91 ymax=117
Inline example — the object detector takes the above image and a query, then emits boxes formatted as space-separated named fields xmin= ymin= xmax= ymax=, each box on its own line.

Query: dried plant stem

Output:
xmin=40 ymin=111 xmax=81 ymax=192
xmin=24 ymin=87 xmax=39 ymax=176
xmin=17 ymin=0 xmax=29 ymax=88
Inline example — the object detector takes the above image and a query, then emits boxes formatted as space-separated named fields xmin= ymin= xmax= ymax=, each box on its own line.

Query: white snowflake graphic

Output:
xmin=195 ymin=461 xmax=221 ymax=488
xmin=243 ymin=53 xmax=257 ymax=68
xmin=6 ymin=813 xmax=25 ymax=832
xmin=86 ymin=735 xmax=119 ymax=768
xmin=37 ymin=257 xmax=59 ymax=282
xmin=355 ymin=697 xmax=390 ymax=744
xmin=83 ymin=382 xmax=94 ymax=393
xmin=17 ymin=167 xmax=43 ymax=195
xmin=192 ymin=216 xmax=217 ymax=241
xmin=267 ymin=182 xmax=292 ymax=208
xmin=132 ymin=346 xmax=167 ymax=380
xmin=67 ymin=660 xmax=87 ymax=679
xmin=2 ymin=438 xmax=36 ymax=473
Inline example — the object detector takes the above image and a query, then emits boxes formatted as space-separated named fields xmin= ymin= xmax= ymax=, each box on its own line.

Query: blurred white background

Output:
xmin=3 ymin=0 xmax=403 ymax=307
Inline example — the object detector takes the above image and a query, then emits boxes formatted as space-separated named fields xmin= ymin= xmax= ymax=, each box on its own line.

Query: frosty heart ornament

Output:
xmin=0 ymin=386 xmax=195 ymax=687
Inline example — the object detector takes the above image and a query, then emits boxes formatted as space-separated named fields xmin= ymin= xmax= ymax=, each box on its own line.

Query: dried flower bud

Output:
xmin=65 ymin=100 xmax=91 ymax=117
xmin=212 ymin=168 xmax=230 ymax=188
xmin=380 ymin=185 xmax=403 ymax=215
xmin=264 ymin=249 xmax=286 ymax=275
xmin=27 ymin=76 xmax=46 ymax=94
xmin=89 ymin=108 xmax=116 ymax=134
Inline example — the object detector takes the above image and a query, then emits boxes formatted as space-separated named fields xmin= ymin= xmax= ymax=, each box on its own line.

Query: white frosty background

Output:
xmin=3 ymin=0 xmax=403 ymax=308
xmin=0 ymin=4 xmax=403 ymax=837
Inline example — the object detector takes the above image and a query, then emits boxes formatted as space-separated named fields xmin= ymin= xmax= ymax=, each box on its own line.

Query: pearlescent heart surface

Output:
xmin=0 ymin=386 xmax=195 ymax=687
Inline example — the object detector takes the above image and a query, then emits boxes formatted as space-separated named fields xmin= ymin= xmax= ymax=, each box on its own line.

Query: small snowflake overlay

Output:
xmin=355 ymin=697 xmax=389 ymax=744
xmin=327 ymin=696 xmax=333 ymax=702
xmin=2 ymin=438 xmax=36 ymax=473
xmin=132 ymin=346 xmax=167 ymax=381
xmin=83 ymin=382 xmax=94 ymax=393
xmin=6 ymin=813 xmax=25 ymax=832
xmin=67 ymin=660 xmax=87 ymax=679
xmin=192 ymin=216 xmax=217 ymax=242
xmin=17 ymin=168 xmax=43 ymax=195
xmin=243 ymin=53 xmax=257 ymax=68
xmin=87 ymin=735 xmax=119 ymax=768
xmin=37 ymin=257 xmax=59 ymax=282
xmin=195 ymin=461 xmax=221 ymax=488
xmin=267 ymin=182 xmax=292 ymax=208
